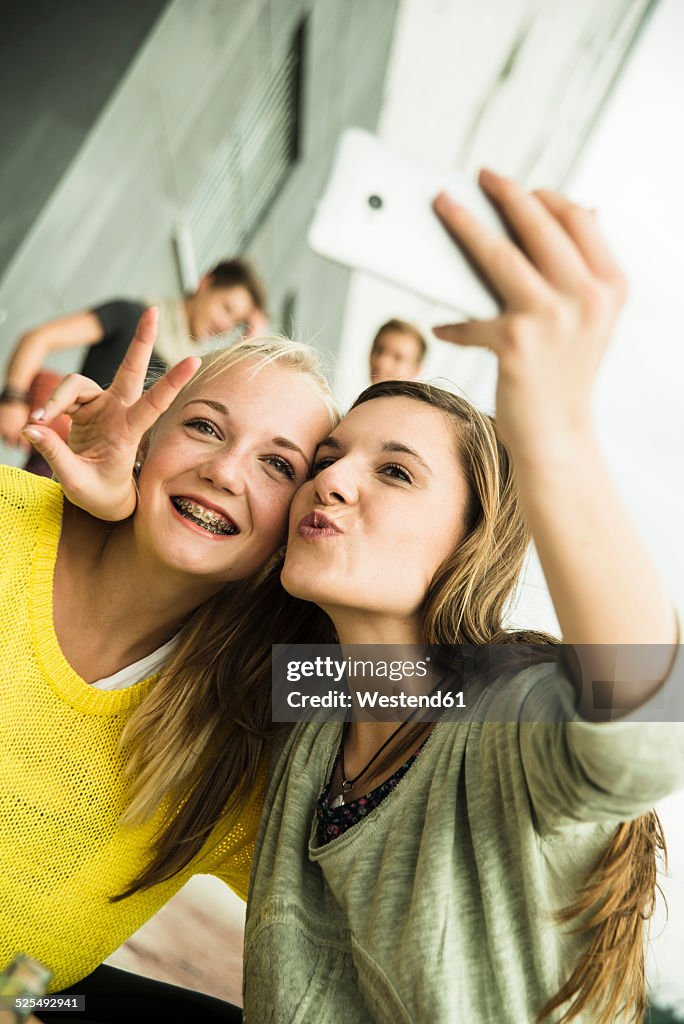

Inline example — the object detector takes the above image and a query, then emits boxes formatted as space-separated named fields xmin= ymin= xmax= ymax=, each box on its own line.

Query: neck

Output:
xmin=102 ymin=521 xmax=225 ymax=631
xmin=325 ymin=605 xmax=423 ymax=646
xmin=59 ymin=505 xmax=226 ymax=663
xmin=325 ymin=607 xmax=429 ymax=751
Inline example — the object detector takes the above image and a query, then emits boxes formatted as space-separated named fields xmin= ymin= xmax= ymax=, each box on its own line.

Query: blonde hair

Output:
xmin=113 ymin=336 xmax=338 ymax=898
xmin=351 ymin=380 xmax=664 ymax=1024
xmin=147 ymin=335 xmax=338 ymax=439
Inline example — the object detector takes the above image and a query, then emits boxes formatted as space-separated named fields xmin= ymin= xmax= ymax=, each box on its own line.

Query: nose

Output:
xmin=198 ymin=447 xmax=247 ymax=495
xmin=313 ymin=459 xmax=359 ymax=506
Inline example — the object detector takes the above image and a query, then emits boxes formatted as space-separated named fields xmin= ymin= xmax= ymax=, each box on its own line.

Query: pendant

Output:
xmin=330 ymin=779 xmax=353 ymax=809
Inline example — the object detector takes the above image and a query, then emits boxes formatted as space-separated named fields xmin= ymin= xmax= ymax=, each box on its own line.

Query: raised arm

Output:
xmin=433 ymin=172 xmax=676 ymax=714
xmin=0 ymin=311 xmax=103 ymax=447
xmin=20 ymin=308 xmax=200 ymax=521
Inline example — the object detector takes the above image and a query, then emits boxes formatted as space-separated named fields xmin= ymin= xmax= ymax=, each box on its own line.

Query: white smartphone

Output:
xmin=308 ymin=128 xmax=508 ymax=319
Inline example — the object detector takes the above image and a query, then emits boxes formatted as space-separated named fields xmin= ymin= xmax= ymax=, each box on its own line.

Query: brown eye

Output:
xmin=312 ymin=457 xmax=336 ymax=476
xmin=380 ymin=463 xmax=412 ymax=483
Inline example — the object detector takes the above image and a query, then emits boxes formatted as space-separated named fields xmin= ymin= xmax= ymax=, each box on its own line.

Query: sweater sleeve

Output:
xmin=0 ymin=465 xmax=61 ymax=564
xmin=516 ymin=652 xmax=684 ymax=836
xmin=202 ymin=757 xmax=270 ymax=901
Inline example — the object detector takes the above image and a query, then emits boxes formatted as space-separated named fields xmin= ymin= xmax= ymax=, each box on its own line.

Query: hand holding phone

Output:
xmin=308 ymin=128 xmax=508 ymax=318
xmin=432 ymin=170 xmax=626 ymax=461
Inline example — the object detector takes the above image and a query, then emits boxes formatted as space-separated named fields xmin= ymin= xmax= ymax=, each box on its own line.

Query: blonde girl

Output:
xmin=0 ymin=324 xmax=336 ymax=1019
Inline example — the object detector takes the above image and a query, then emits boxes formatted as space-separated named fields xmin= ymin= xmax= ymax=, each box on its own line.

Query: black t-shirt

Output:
xmin=81 ymin=299 xmax=167 ymax=388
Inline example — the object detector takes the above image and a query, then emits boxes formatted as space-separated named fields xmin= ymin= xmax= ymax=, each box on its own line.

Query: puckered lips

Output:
xmin=297 ymin=510 xmax=342 ymax=539
xmin=170 ymin=494 xmax=240 ymax=537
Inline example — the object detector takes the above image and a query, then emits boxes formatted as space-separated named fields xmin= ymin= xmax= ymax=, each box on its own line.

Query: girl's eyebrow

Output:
xmin=182 ymin=398 xmax=228 ymax=414
xmin=381 ymin=441 xmax=432 ymax=475
xmin=316 ymin=436 xmax=431 ymax=474
xmin=273 ymin=436 xmax=310 ymax=470
xmin=316 ymin=436 xmax=342 ymax=451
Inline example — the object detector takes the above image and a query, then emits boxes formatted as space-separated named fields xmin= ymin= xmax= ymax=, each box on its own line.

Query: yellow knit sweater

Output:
xmin=0 ymin=466 xmax=264 ymax=990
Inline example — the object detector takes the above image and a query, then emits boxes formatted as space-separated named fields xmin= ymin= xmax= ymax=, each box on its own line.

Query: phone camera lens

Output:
xmin=368 ymin=194 xmax=383 ymax=210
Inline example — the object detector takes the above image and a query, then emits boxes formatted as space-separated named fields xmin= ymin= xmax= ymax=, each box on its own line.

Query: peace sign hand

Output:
xmin=21 ymin=308 xmax=200 ymax=520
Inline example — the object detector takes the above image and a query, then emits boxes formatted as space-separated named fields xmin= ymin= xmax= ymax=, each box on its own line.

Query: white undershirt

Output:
xmin=90 ymin=635 xmax=180 ymax=690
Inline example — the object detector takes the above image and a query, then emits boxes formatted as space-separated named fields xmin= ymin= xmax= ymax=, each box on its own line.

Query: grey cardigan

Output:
xmin=244 ymin=662 xmax=684 ymax=1023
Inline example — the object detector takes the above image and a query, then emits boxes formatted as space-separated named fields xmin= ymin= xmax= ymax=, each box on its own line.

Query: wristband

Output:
xmin=0 ymin=385 xmax=30 ymax=404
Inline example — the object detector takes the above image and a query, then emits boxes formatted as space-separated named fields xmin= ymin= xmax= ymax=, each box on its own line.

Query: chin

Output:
xmin=281 ymin=564 xmax=326 ymax=603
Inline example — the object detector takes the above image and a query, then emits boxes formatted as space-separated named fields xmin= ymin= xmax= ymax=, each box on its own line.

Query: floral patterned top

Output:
xmin=316 ymin=736 xmax=430 ymax=845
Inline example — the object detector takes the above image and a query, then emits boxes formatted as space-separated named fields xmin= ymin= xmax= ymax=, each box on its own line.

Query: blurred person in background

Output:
xmin=368 ymin=317 xmax=426 ymax=383
xmin=0 ymin=259 xmax=268 ymax=475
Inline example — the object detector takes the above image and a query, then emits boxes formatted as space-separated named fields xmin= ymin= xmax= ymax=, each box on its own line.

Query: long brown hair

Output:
xmin=351 ymin=380 xmax=665 ymax=1024
xmin=119 ymin=375 xmax=664 ymax=1024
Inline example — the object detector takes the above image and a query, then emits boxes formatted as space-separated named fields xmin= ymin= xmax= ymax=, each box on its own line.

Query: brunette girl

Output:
xmin=242 ymin=172 xmax=682 ymax=1023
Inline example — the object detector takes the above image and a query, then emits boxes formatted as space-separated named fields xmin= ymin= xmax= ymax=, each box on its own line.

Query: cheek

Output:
xmin=251 ymin=488 xmax=293 ymax=543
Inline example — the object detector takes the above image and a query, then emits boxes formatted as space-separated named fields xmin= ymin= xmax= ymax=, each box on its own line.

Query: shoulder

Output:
xmin=270 ymin=721 xmax=338 ymax=775
xmin=0 ymin=466 xmax=63 ymax=564
xmin=0 ymin=465 xmax=62 ymax=520
xmin=91 ymin=298 xmax=146 ymax=334
xmin=448 ymin=648 xmax=572 ymax=725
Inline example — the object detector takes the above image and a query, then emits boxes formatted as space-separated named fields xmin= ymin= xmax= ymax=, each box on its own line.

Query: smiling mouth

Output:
xmin=171 ymin=497 xmax=239 ymax=536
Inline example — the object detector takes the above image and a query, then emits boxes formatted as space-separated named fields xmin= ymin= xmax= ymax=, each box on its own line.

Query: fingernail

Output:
xmin=30 ymin=407 xmax=45 ymax=421
xmin=433 ymin=191 xmax=460 ymax=214
xmin=479 ymin=167 xmax=503 ymax=186
xmin=21 ymin=427 xmax=43 ymax=444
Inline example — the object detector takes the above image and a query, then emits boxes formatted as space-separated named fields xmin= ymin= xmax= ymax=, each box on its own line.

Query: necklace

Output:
xmin=329 ymin=717 xmax=416 ymax=810
xmin=328 ymin=671 xmax=448 ymax=809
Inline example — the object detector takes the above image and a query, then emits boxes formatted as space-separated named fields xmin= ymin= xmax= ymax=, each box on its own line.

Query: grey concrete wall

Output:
xmin=0 ymin=0 xmax=168 ymax=275
xmin=0 ymin=0 xmax=398 ymax=410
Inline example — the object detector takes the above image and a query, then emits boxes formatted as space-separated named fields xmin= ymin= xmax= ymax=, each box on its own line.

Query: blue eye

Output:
xmin=381 ymin=463 xmax=412 ymax=483
xmin=263 ymin=455 xmax=296 ymax=481
xmin=183 ymin=417 xmax=220 ymax=438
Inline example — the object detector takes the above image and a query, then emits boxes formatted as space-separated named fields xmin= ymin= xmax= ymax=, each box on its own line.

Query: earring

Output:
xmin=133 ymin=460 xmax=143 ymax=478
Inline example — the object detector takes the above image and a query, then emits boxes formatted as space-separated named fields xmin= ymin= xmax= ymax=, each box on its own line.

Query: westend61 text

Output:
xmin=286 ymin=690 xmax=466 ymax=709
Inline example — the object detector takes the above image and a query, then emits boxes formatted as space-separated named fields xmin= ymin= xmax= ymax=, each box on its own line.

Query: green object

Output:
xmin=0 ymin=954 xmax=52 ymax=1022
xmin=647 ymin=1006 xmax=684 ymax=1023
xmin=246 ymin=667 xmax=684 ymax=1023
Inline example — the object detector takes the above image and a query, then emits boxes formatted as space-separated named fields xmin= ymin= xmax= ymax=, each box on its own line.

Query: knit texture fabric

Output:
xmin=0 ymin=466 xmax=264 ymax=990
xmin=245 ymin=667 xmax=684 ymax=1023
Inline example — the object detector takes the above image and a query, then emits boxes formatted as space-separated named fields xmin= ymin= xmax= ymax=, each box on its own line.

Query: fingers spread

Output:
xmin=108 ymin=307 xmax=160 ymax=403
xmin=478 ymin=169 xmax=591 ymax=293
xmin=432 ymin=318 xmax=504 ymax=353
xmin=433 ymin=191 xmax=548 ymax=310
xmin=127 ymin=356 xmax=201 ymax=437
xmin=532 ymin=189 xmax=627 ymax=286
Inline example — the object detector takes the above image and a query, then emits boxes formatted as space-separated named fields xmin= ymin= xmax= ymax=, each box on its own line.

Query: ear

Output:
xmin=194 ymin=273 xmax=213 ymax=296
xmin=137 ymin=434 xmax=150 ymax=461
